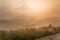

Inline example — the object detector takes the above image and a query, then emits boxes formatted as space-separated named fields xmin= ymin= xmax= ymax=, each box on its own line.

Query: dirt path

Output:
xmin=36 ymin=33 xmax=60 ymax=40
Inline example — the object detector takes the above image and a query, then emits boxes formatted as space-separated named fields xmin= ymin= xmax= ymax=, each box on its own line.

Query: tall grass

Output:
xmin=0 ymin=25 xmax=60 ymax=40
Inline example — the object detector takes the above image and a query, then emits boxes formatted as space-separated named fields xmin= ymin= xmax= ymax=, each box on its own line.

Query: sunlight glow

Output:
xmin=7 ymin=0 xmax=56 ymax=18
xmin=27 ymin=0 xmax=46 ymax=11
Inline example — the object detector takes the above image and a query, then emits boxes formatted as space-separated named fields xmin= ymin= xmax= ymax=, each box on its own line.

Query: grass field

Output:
xmin=0 ymin=25 xmax=60 ymax=40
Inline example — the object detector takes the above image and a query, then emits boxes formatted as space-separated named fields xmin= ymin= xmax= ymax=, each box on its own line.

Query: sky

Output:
xmin=0 ymin=0 xmax=60 ymax=29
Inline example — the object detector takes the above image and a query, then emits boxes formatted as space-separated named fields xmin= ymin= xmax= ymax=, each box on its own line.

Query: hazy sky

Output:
xmin=0 ymin=0 xmax=60 ymax=28
xmin=0 ymin=0 xmax=59 ymax=18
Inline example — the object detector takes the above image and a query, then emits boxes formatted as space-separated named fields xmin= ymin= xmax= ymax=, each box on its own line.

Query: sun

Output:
xmin=27 ymin=0 xmax=47 ymax=11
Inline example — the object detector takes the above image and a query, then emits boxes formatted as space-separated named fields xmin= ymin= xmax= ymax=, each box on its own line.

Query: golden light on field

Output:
xmin=0 ymin=0 xmax=60 ymax=28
